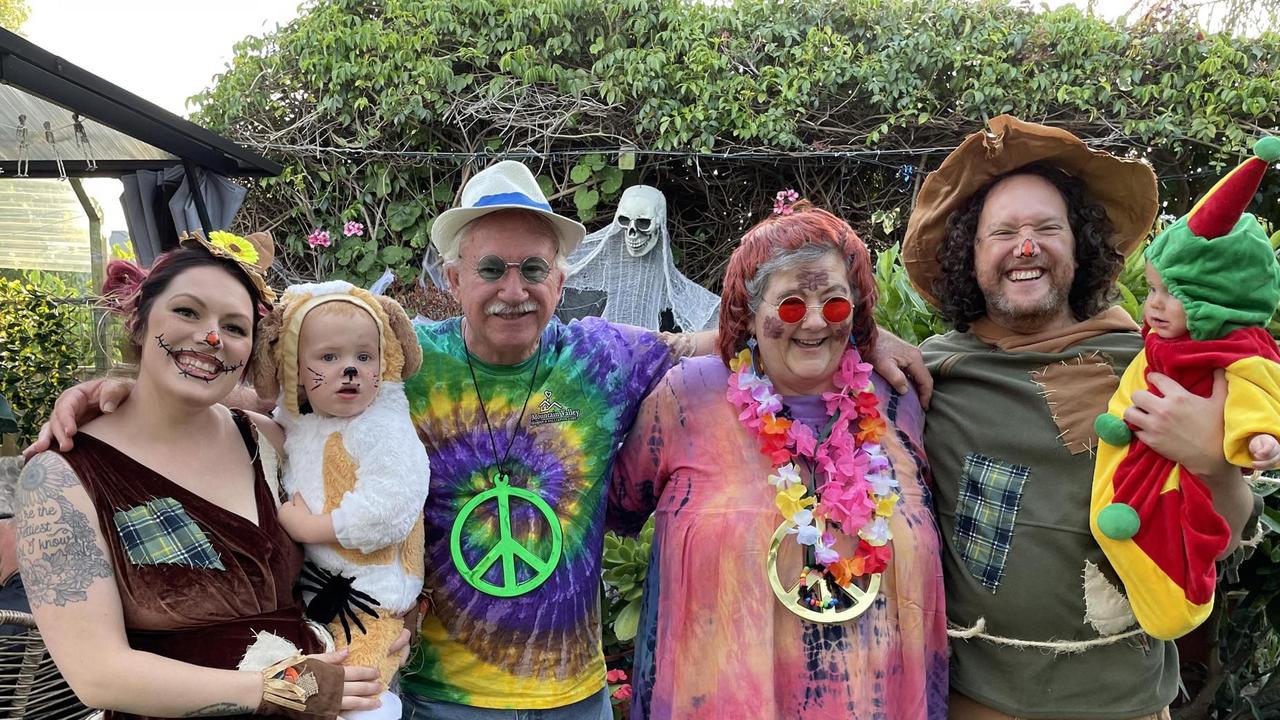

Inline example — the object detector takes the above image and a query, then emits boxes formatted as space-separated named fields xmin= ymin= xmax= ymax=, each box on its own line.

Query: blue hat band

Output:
xmin=473 ymin=192 xmax=553 ymax=213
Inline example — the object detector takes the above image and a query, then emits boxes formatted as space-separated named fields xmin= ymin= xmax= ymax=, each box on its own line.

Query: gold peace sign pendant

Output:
xmin=766 ymin=520 xmax=880 ymax=624
xmin=450 ymin=474 xmax=563 ymax=597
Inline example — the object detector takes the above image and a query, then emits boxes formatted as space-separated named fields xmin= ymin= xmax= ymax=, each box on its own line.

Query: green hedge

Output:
xmin=193 ymin=0 xmax=1280 ymax=288
xmin=0 ymin=272 xmax=95 ymax=445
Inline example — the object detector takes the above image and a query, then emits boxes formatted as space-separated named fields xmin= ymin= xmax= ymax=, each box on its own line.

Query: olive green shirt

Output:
xmin=922 ymin=327 xmax=1178 ymax=719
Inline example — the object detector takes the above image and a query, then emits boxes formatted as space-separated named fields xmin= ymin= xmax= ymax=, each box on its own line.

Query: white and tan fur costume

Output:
xmin=253 ymin=281 xmax=428 ymax=716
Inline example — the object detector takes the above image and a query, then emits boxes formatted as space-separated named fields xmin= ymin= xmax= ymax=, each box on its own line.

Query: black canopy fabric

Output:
xmin=119 ymin=166 xmax=247 ymax=265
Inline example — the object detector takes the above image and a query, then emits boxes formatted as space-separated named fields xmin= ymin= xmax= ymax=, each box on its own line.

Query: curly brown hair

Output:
xmin=932 ymin=163 xmax=1123 ymax=331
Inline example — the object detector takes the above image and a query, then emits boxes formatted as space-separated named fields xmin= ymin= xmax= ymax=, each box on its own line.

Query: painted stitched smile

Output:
xmin=156 ymin=335 xmax=243 ymax=382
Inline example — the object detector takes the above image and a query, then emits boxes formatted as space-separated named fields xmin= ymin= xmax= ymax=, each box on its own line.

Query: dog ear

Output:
xmin=251 ymin=303 xmax=286 ymax=401
xmin=377 ymin=295 xmax=422 ymax=380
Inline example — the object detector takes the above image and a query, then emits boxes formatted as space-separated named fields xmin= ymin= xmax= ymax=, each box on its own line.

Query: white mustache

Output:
xmin=486 ymin=301 xmax=538 ymax=315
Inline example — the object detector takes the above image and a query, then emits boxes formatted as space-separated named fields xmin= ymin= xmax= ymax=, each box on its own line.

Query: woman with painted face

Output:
xmin=15 ymin=232 xmax=389 ymax=720
xmin=608 ymin=200 xmax=947 ymax=719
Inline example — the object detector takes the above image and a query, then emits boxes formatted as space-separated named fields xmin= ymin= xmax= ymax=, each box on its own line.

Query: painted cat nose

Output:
xmin=343 ymin=366 xmax=358 ymax=380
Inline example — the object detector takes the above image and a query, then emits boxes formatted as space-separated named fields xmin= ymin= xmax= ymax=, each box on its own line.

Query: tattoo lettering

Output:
xmin=795 ymin=270 xmax=830 ymax=292
xmin=16 ymin=455 xmax=113 ymax=608
xmin=761 ymin=315 xmax=785 ymax=339
xmin=182 ymin=703 xmax=256 ymax=717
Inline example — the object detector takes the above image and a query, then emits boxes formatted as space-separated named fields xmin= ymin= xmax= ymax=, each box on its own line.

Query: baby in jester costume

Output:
xmin=1092 ymin=137 xmax=1280 ymax=640
xmin=252 ymin=281 xmax=430 ymax=720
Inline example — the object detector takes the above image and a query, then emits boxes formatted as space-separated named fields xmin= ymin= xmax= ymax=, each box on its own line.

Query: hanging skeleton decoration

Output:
xmin=43 ymin=121 xmax=66 ymax=180
xmin=559 ymin=185 xmax=719 ymax=332
xmin=15 ymin=114 xmax=29 ymax=178
xmin=72 ymin=113 xmax=97 ymax=171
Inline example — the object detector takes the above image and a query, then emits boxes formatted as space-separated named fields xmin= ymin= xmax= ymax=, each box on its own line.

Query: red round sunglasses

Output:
xmin=770 ymin=296 xmax=853 ymax=324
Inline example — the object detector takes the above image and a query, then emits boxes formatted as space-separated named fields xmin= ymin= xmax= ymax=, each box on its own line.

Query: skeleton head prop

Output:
xmin=562 ymin=182 xmax=720 ymax=332
xmin=615 ymin=185 xmax=666 ymax=257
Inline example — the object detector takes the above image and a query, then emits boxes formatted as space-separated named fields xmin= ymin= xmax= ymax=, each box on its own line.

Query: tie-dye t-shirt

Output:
xmin=609 ymin=356 xmax=949 ymax=719
xmin=400 ymin=316 xmax=674 ymax=709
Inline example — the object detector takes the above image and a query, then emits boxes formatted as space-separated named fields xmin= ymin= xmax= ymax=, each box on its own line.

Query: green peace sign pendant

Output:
xmin=450 ymin=473 xmax=563 ymax=597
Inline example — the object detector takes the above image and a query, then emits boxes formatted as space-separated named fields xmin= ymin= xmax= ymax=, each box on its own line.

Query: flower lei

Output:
xmin=727 ymin=343 xmax=899 ymax=589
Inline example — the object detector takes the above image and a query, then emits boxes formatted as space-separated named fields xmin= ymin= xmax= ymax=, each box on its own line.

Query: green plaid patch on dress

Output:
xmin=953 ymin=453 xmax=1030 ymax=593
xmin=113 ymin=497 xmax=225 ymax=570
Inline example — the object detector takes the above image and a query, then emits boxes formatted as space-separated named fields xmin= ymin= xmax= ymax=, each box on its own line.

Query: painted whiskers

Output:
xmin=727 ymin=344 xmax=898 ymax=589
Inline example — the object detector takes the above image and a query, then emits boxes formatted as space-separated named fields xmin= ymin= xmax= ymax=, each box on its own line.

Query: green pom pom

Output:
xmin=1098 ymin=503 xmax=1141 ymax=540
xmin=1256 ymin=136 xmax=1280 ymax=163
xmin=1094 ymin=413 xmax=1132 ymax=446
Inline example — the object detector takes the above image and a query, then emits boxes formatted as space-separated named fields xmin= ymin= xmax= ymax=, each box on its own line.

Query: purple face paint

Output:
xmin=761 ymin=315 xmax=786 ymax=339
xmin=796 ymin=270 xmax=830 ymax=292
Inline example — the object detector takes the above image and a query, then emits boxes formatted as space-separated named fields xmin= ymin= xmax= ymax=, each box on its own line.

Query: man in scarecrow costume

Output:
xmin=899 ymin=115 xmax=1260 ymax=720
xmin=1092 ymin=137 xmax=1280 ymax=641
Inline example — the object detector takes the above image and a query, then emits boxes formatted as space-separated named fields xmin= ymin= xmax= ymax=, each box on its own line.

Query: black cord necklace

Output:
xmin=461 ymin=321 xmax=542 ymax=480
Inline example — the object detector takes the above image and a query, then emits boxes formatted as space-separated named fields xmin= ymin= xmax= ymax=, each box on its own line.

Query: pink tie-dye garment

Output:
xmin=609 ymin=356 xmax=948 ymax=720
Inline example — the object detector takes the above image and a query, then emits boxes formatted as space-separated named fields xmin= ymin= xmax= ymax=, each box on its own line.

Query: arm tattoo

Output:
xmin=16 ymin=455 xmax=113 ymax=608
xmin=182 ymin=703 xmax=257 ymax=717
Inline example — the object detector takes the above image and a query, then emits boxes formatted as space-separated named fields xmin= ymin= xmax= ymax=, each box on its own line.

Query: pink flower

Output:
xmin=606 ymin=668 xmax=628 ymax=683
xmin=612 ymin=684 xmax=633 ymax=701
xmin=343 ymin=220 xmax=365 ymax=237
xmin=307 ymin=229 xmax=331 ymax=248
xmin=772 ymin=189 xmax=800 ymax=215
xmin=789 ymin=421 xmax=816 ymax=457
xmin=817 ymin=478 xmax=875 ymax=529
xmin=816 ymin=441 xmax=868 ymax=479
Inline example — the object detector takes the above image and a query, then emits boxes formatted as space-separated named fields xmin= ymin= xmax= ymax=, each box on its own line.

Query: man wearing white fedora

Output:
xmin=394 ymin=160 xmax=679 ymax=718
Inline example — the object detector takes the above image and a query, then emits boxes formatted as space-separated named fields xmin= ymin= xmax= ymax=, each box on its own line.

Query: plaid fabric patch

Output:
xmin=953 ymin=453 xmax=1030 ymax=593
xmin=113 ymin=497 xmax=225 ymax=571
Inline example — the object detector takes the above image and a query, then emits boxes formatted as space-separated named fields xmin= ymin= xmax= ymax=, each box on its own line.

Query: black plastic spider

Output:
xmin=299 ymin=562 xmax=379 ymax=643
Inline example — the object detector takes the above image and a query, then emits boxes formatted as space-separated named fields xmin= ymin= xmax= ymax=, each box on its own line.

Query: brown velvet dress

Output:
xmin=58 ymin=409 xmax=322 ymax=720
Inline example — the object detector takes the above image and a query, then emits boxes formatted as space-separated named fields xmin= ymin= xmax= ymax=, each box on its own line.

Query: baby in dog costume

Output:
xmin=253 ymin=281 xmax=430 ymax=720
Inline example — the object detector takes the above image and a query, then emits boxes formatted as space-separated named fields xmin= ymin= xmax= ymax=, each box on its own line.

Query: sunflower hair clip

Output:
xmin=179 ymin=229 xmax=278 ymax=303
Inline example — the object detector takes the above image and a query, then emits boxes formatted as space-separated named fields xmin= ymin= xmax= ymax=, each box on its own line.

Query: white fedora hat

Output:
xmin=431 ymin=160 xmax=586 ymax=260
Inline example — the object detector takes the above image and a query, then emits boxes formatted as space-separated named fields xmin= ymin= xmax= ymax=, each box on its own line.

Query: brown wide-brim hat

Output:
xmin=902 ymin=115 xmax=1158 ymax=308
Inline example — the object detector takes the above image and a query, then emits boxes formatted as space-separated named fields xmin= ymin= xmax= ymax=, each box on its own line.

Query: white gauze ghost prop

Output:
xmin=561 ymin=185 xmax=719 ymax=331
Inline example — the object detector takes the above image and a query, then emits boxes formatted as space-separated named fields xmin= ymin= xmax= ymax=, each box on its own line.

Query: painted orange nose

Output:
xmin=1018 ymin=239 xmax=1036 ymax=257
xmin=204 ymin=330 xmax=221 ymax=347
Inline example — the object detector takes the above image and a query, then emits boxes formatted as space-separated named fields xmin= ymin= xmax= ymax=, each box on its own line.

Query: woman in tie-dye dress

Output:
xmin=609 ymin=200 xmax=947 ymax=720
